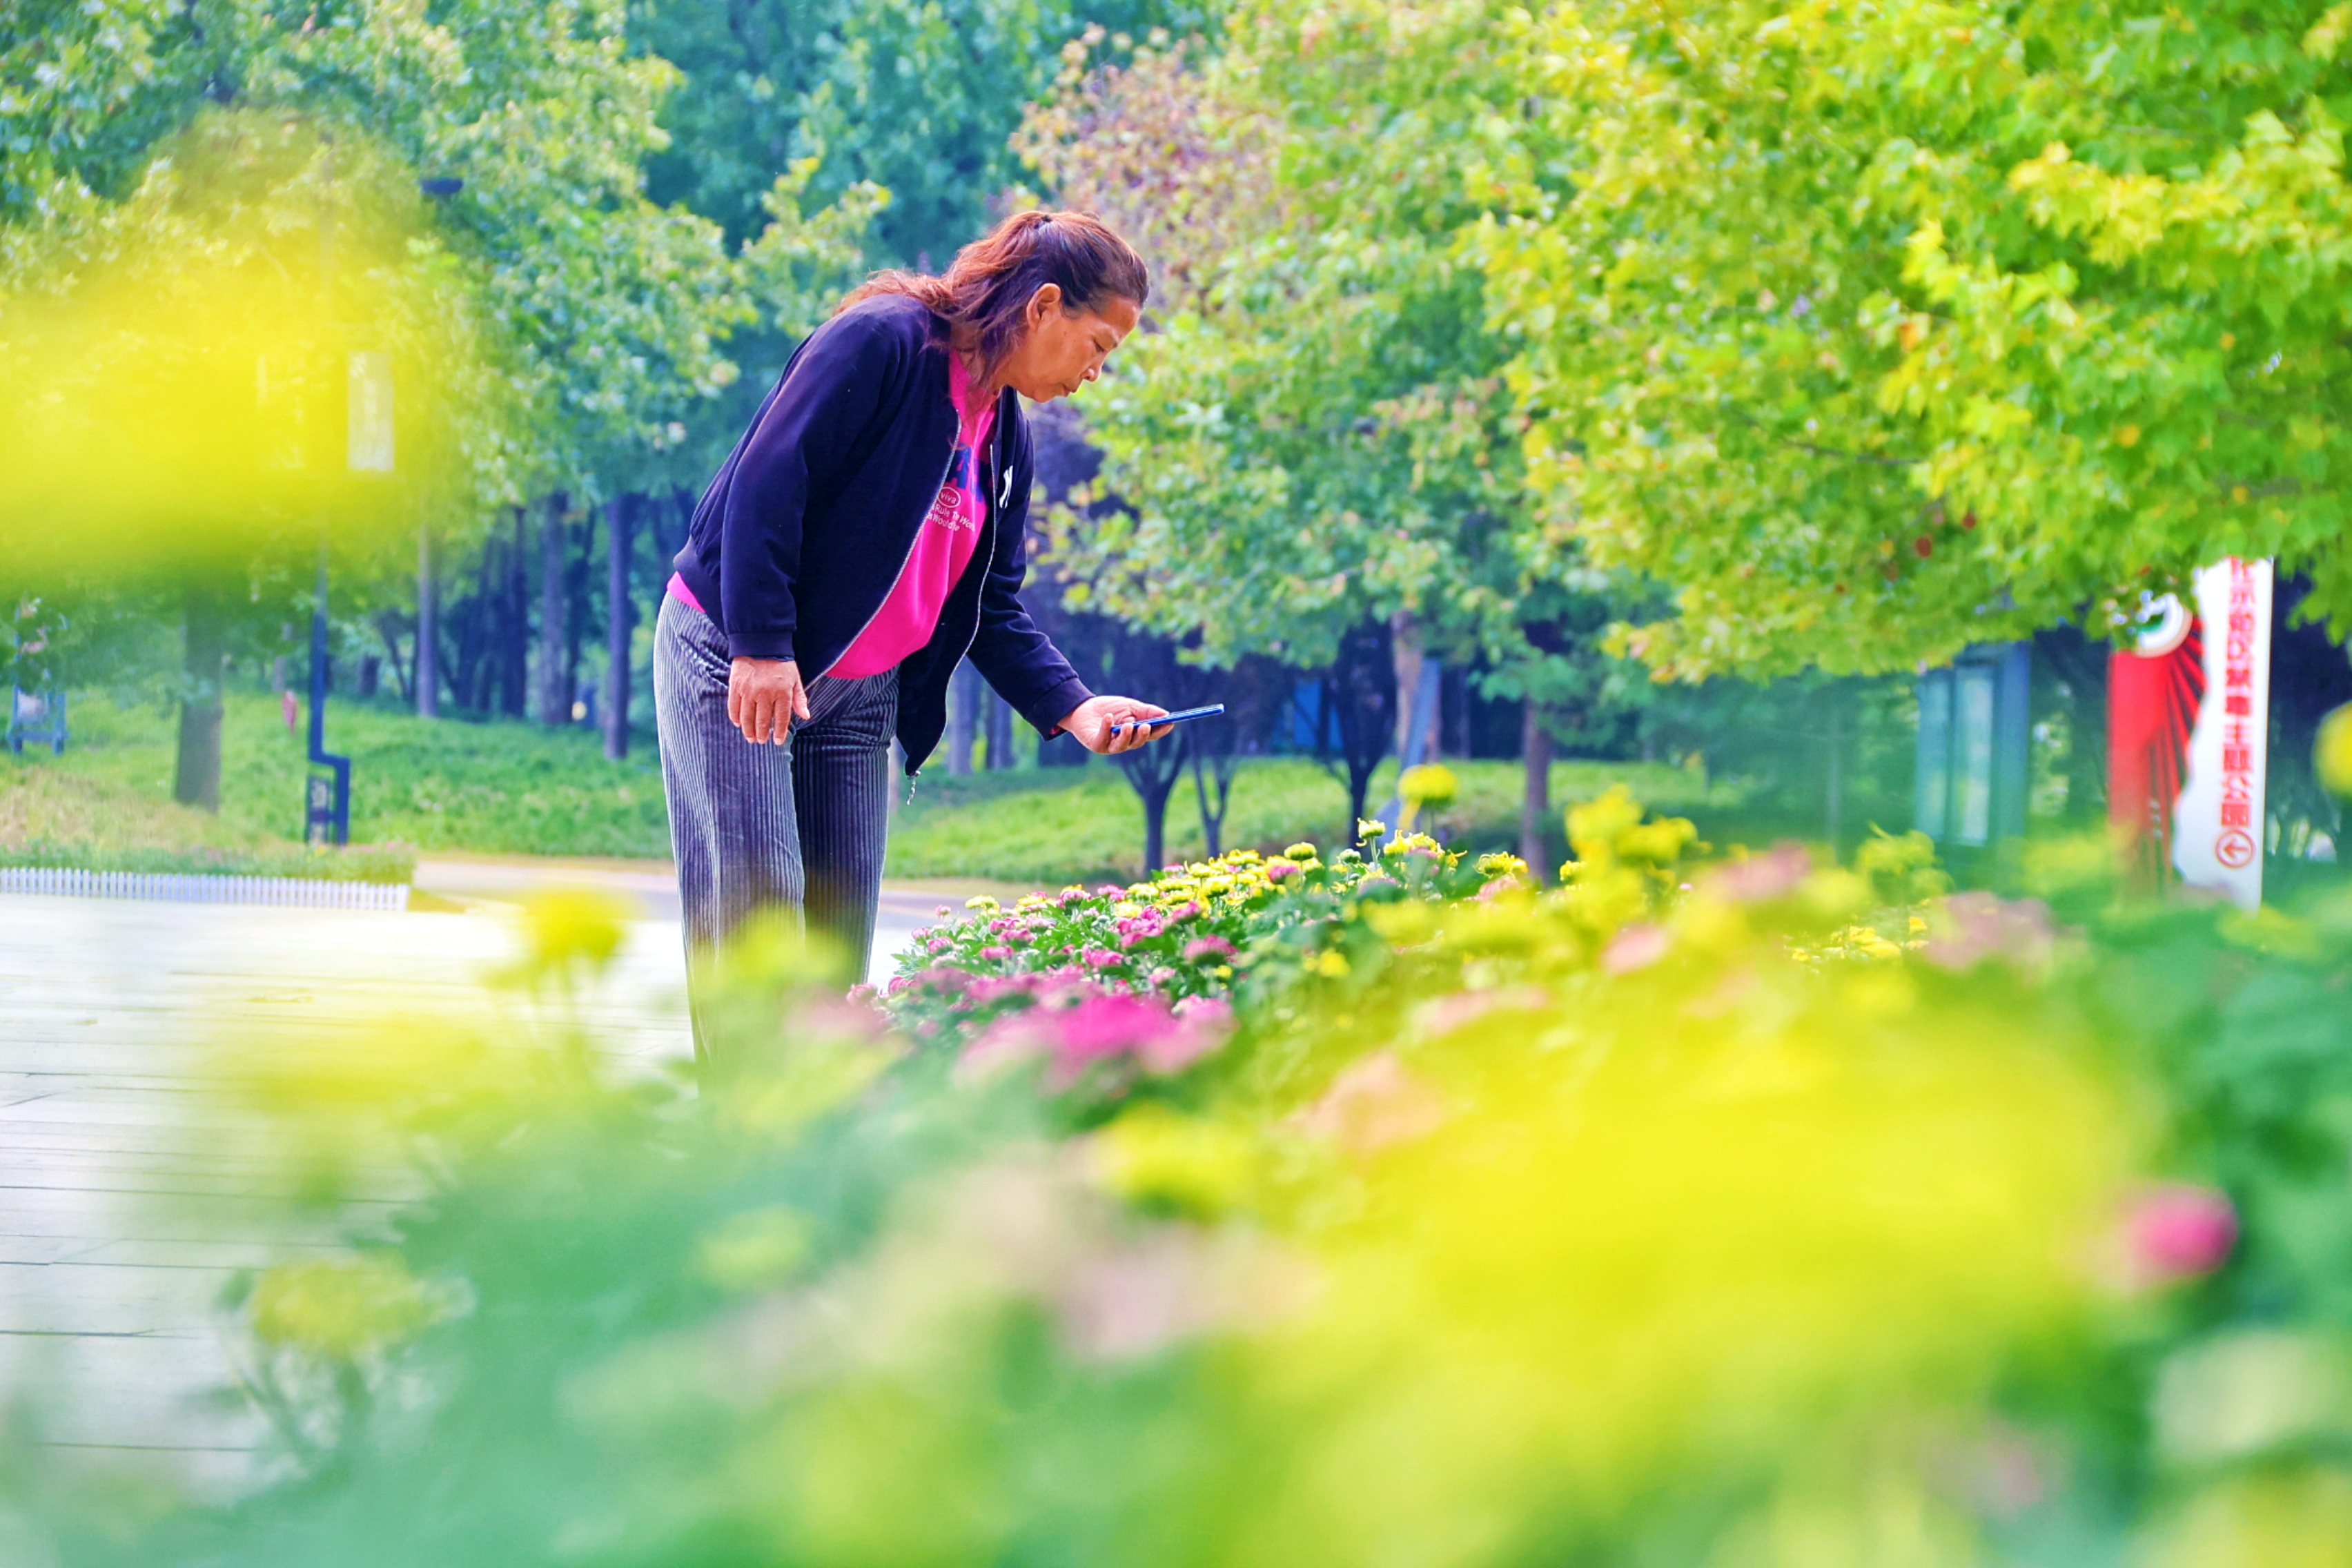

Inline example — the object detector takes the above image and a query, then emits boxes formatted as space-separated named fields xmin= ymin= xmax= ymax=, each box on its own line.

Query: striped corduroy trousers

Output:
xmin=652 ymin=593 xmax=896 ymax=1064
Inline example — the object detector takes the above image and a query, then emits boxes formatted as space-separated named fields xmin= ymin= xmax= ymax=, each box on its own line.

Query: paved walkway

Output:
xmin=0 ymin=872 xmax=958 ymax=1496
xmin=412 ymin=855 xmax=959 ymax=983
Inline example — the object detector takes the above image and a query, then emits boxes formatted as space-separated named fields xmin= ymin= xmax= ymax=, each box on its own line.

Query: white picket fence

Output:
xmin=0 ymin=866 xmax=411 ymax=912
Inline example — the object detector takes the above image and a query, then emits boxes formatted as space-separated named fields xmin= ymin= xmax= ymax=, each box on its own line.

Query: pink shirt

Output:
xmin=828 ymin=355 xmax=997 ymax=678
xmin=665 ymin=354 xmax=996 ymax=678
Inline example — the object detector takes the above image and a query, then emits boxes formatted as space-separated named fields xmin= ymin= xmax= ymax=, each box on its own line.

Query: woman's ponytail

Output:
xmin=843 ymin=210 xmax=1150 ymax=378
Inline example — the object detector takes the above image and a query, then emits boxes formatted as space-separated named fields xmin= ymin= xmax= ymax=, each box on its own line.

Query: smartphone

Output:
xmin=1108 ymin=703 xmax=1226 ymax=736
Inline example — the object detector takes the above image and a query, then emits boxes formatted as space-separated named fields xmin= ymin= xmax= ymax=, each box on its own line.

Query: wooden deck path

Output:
xmin=0 ymin=870 xmax=943 ymax=1496
xmin=0 ymin=892 xmax=692 ymax=1496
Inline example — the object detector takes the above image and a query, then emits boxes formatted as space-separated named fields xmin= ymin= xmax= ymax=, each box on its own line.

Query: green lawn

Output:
xmin=12 ymin=690 xmax=1729 ymax=888
xmin=0 ymin=727 xmax=424 ymax=879
xmin=24 ymin=690 xmax=673 ymax=860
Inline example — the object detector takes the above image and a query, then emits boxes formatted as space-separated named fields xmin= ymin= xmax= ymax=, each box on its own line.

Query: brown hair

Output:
xmin=841 ymin=209 xmax=1150 ymax=379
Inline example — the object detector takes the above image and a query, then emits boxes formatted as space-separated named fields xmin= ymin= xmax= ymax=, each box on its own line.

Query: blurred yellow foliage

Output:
xmin=1554 ymin=785 xmax=1702 ymax=943
xmin=1399 ymin=763 xmax=1458 ymax=831
xmin=1223 ymin=964 xmax=2125 ymax=1563
xmin=2141 ymin=1465 xmax=2352 ymax=1568
xmin=1090 ymin=1104 xmax=1261 ymax=1217
xmin=518 ymin=888 xmax=632 ymax=977
xmin=1855 ymin=830 xmax=1954 ymax=905
xmin=249 ymin=1255 xmax=451 ymax=1362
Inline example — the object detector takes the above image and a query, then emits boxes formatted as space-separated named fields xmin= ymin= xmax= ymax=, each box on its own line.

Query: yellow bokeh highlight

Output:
xmin=0 ymin=112 xmax=482 ymax=581
xmin=2317 ymin=701 xmax=2352 ymax=799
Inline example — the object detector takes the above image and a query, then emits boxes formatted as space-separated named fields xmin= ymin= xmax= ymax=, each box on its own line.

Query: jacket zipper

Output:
xmin=905 ymin=392 xmax=1012 ymax=799
xmin=948 ymin=395 xmax=1012 ymax=677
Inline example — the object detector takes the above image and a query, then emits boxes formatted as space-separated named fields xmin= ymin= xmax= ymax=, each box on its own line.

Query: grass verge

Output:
xmin=0 ymin=734 xmax=413 ymax=881
xmin=16 ymin=692 xmax=1734 ymax=890
xmin=29 ymin=690 xmax=672 ymax=860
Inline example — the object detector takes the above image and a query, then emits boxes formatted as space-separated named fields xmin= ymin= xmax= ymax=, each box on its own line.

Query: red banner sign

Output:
xmin=2108 ymin=560 xmax=2271 ymax=908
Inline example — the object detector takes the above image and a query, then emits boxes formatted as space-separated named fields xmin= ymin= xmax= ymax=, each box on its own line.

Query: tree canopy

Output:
xmin=1026 ymin=34 xmax=1560 ymax=670
xmin=632 ymin=0 xmax=1219 ymax=264
xmin=1021 ymin=23 xmax=1651 ymax=787
xmin=0 ymin=0 xmax=884 ymax=599
xmin=1282 ymin=0 xmax=2352 ymax=676
xmin=1034 ymin=0 xmax=2352 ymax=687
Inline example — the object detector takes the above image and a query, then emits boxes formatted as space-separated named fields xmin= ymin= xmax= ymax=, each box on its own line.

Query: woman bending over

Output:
xmin=655 ymin=210 xmax=1171 ymax=1061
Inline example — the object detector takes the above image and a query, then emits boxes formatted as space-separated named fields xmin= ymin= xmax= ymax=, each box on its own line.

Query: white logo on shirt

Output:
xmin=929 ymin=482 xmax=972 ymax=531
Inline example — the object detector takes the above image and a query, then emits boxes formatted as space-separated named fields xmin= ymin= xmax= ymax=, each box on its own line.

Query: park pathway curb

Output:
xmin=0 ymin=868 xmax=411 ymax=911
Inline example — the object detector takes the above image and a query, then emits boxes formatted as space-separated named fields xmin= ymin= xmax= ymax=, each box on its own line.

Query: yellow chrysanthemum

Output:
xmin=1400 ymin=763 xmax=1458 ymax=810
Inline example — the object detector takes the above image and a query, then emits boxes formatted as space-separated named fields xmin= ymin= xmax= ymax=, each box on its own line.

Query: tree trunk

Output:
xmin=1825 ymin=693 xmax=1844 ymax=853
xmin=603 ymin=493 xmax=636 ymax=760
xmin=564 ymin=509 xmax=587 ymax=725
xmin=502 ymin=507 xmax=530 ymax=718
xmin=173 ymin=581 xmax=227 ymax=813
xmin=986 ymin=689 xmax=1015 ymax=770
xmin=1188 ymin=734 xmax=1237 ymax=857
xmin=537 ymin=493 xmax=571 ymax=724
xmin=1144 ymin=783 xmax=1168 ymax=872
xmin=453 ymin=535 xmax=493 ymax=714
xmin=947 ymin=660 xmax=977 ymax=776
xmin=1387 ymin=613 xmax=1441 ymax=792
xmin=373 ymin=611 xmax=413 ymax=703
xmin=1324 ymin=620 xmax=1397 ymax=841
xmin=1121 ymin=748 xmax=1186 ymax=872
xmin=1391 ymin=615 xmax=1424 ymax=761
xmin=1520 ymin=696 xmax=1552 ymax=881
xmin=415 ymin=522 xmax=438 ymax=718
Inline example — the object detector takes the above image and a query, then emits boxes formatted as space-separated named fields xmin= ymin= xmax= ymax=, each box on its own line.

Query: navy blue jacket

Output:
xmin=672 ymin=294 xmax=1093 ymax=773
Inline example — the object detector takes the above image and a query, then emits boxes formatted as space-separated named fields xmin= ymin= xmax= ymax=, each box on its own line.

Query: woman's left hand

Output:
xmin=1059 ymin=695 xmax=1173 ymax=754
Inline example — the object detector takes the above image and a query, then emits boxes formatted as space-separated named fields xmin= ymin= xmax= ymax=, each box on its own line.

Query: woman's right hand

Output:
xmin=728 ymin=657 xmax=811 ymax=744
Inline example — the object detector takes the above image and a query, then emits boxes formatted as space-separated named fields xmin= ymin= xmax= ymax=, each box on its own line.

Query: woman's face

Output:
xmin=998 ymin=284 xmax=1141 ymax=403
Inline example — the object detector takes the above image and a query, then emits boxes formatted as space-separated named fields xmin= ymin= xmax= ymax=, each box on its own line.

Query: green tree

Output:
xmin=0 ymin=0 xmax=206 ymax=223
xmin=0 ymin=106 xmax=502 ymax=798
xmin=633 ymin=0 xmax=1219 ymax=263
xmin=1023 ymin=30 xmax=1645 ymax=850
xmin=1255 ymin=0 xmax=2352 ymax=678
xmin=1 ymin=0 xmax=876 ymax=802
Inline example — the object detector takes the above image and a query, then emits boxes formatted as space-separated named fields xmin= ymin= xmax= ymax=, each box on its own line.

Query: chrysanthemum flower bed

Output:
xmin=53 ymin=787 xmax=2352 ymax=1567
xmin=877 ymin=783 xmax=1957 ymax=1090
xmin=880 ymin=830 xmax=1536 ymax=1088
